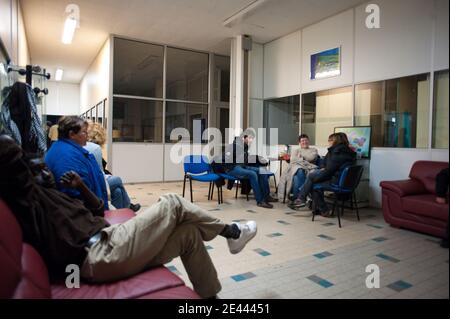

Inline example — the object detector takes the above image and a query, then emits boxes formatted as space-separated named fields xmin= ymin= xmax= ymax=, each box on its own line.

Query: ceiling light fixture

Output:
xmin=61 ymin=4 xmax=80 ymax=44
xmin=223 ymin=0 xmax=268 ymax=28
xmin=55 ymin=69 xmax=63 ymax=81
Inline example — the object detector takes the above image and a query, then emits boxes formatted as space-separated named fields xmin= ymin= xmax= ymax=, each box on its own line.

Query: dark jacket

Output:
xmin=314 ymin=143 xmax=356 ymax=185
xmin=224 ymin=138 xmax=249 ymax=168
xmin=0 ymin=82 xmax=47 ymax=155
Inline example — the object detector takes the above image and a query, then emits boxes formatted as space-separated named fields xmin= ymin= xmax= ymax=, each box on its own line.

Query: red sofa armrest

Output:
xmin=380 ymin=179 xmax=427 ymax=197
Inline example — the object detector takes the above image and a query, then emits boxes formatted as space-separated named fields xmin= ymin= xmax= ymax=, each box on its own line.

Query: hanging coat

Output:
xmin=0 ymin=82 xmax=47 ymax=155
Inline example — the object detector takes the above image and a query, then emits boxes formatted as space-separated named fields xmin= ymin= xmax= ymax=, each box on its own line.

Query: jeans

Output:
xmin=298 ymin=169 xmax=329 ymax=201
xmin=291 ymin=169 xmax=306 ymax=198
xmin=107 ymin=175 xmax=131 ymax=209
xmin=228 ymin=165 xmax=270 ymax=203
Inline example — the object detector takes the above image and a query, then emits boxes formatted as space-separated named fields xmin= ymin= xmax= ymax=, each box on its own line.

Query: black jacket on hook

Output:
xmin=0 ymin=82 xmax=47 ymax=155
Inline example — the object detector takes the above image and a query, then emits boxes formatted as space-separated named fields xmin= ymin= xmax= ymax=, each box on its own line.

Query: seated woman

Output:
xmin=277 ymin=134 xmax=318 ymax=202
xmin=84 ymin=122 xmax=140 ymax=212
xmin=45 ymin=116 xmax=109 ymax=209
xmin=289 ymin=132 xmax=356 ymax=216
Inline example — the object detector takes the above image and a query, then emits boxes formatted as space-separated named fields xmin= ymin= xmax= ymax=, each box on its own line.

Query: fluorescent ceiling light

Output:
xmin=223 ymin=0 xmax=268 ymax=27
xmin=61 ymin=17 xmax=77 ymax=44
xmin=55 ymin=69 xmax=63 ymax=81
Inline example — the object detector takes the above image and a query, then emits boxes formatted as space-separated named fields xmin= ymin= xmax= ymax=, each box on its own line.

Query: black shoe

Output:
xmin=257 ymin=202 xmax=273 ymax=209
xmin=287 ymin=201 xmax=303 ymax=211
xmin=320 ymin=209 xmax=332 ymax=218
xmin=292 ymin=198 xmax=306 ymax=207
xmin=266 ymin=195 xmax=278 ymax=203
xmin=129 ymin=203 xmax=141 ymax=212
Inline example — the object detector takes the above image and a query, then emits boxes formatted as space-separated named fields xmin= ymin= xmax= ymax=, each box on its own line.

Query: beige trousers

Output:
xmin=81 ymin=193 xmax=226 ymax=298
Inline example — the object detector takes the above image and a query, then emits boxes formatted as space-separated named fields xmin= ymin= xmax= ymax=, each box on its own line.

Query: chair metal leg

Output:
xmin=211 ymin=182 xmax=214 ymax=200
xmin=189 ymin=177 xmax=193 ymax=203
xmin=354 ymin=193 xmax=360 ymax=221
xmin=283 ymin=187 xmax=287 ymax=204
xmin=208 ymin=182 xmax=212 ymax=200
xmin=215 ymin=183 xmax=221 ymax=204
xmin=332 ymin=197 xmax=337 ymax=217
xmin=182 ymin=174 xmax=187 ymax=197
xmin=273 ymin=175 xmax=278 ymax=193
xmin=220 ymin=185 xmax=224 ymax=204
xmin=338 ymin=199 xmax=344 ymax=228
xmin=235 ymin=181 xmax=239 ymax=198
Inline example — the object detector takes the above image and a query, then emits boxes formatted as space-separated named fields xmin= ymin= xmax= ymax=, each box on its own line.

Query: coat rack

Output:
xmin=6 ymin=64 xmax=50 ymax=95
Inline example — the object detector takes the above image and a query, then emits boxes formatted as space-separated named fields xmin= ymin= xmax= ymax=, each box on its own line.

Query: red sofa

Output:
xmin=380 ymin=161 xmax=449 ymax=238
xmin=0 ymin=199 xmax=200 ymax=299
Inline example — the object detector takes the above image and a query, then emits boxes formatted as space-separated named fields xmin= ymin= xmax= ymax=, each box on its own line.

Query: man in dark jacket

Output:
xmin=222 ymin=129 xmax=277 ymax=209
xmin=289 ymin=132 xmax=356 ymax=215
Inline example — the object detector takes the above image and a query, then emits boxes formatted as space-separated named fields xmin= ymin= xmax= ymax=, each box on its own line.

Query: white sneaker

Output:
xmin=227 ymin=221 xmax=257 ymax=254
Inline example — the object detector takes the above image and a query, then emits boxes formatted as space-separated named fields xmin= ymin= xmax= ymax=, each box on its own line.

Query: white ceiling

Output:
xmin=21 ymin=0 xmax=367 ymax=84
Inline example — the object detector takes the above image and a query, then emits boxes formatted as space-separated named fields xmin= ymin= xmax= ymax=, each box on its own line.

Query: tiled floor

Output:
xmin=126 ymin=181 xmax=449 ymax=299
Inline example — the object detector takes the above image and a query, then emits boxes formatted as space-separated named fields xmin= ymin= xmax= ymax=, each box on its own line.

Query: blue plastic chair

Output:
xmin=312 ymin=165 xmax=364 ymax=228
xmin=182 ymin=155 xmax=222 ymax=204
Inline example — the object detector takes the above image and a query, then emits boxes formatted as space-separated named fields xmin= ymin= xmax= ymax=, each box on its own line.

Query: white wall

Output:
xmin=45 ymin=81 xmax=80 ymax=115
xmin=249 ymin=42 xmax=264 ymax=130
xmin=112 ymin=143 xmax=164 ymax=183
xmin=0 ymin=0 xmax=12 ymax=59
xmin=434 ymin=0 xmax=449 ymax=71
xmin=17 ymin=1 xmax=29 ymax=66
xmin=0 ymin=0 xmax=29 ymax=66
xmin=355 ymin=0 xmax=433 ymax=83
xmin=263 ymin=30 xmax=301 ymax=99
xmin=302 ymin=9 xmax=354 ymax=93
xmin=249 ymin=43 xmax=264 ymax=100
xmin=80 ymin=38 xmax=110 ymax=113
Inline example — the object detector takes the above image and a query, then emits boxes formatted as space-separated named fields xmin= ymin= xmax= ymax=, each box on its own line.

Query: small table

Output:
xmin=268 ymin=155 xmax=290 ymax=175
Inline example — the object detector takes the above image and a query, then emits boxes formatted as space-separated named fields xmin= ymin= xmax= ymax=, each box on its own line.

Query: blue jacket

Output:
xmin=45 ymin=139 xmax=109 ymax=209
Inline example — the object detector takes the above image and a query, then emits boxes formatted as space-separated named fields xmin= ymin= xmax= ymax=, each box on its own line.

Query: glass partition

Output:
xmin=112 ymin=97 xmax=163 ymax=143
xmin=166 ymin=47 xmax=209 ymax=103
xmin=113 ymin=38 xmax=164 ymax=98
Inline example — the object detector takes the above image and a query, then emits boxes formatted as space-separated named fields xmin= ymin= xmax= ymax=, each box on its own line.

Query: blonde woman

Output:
xmin=84 ymin=121 xmax=141 ymax=212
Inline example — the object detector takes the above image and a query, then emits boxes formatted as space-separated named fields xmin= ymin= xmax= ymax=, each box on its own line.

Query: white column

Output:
xmin=229 ymin=35 xmax=246 ymax=143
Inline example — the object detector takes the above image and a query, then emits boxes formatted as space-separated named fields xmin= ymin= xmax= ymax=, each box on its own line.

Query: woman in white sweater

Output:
xmin=277 ymin=134 xmax=318 ymax=202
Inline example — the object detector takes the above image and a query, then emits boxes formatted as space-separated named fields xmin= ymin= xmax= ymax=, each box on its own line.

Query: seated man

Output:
xmin=223 ymin=129 xmax=277 ymax=209
xmin=435 ymin=167 xmax=449 ymax=248
xmin=0 ymin=135 xmax=257 ymax=298
xmin=277 ymin=134 xmax=318 ymax=202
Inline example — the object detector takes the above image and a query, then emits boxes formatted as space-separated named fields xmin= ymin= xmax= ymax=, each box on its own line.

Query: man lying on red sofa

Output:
xmin=0 ymin=135 xmax=257 ymax=299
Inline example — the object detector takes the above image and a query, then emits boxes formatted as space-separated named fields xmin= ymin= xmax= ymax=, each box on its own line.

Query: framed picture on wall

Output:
xmin=310 ymin=47 xmax=341 ymax=80
xmin=334 ymin=126 xmax=372 ymax=159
